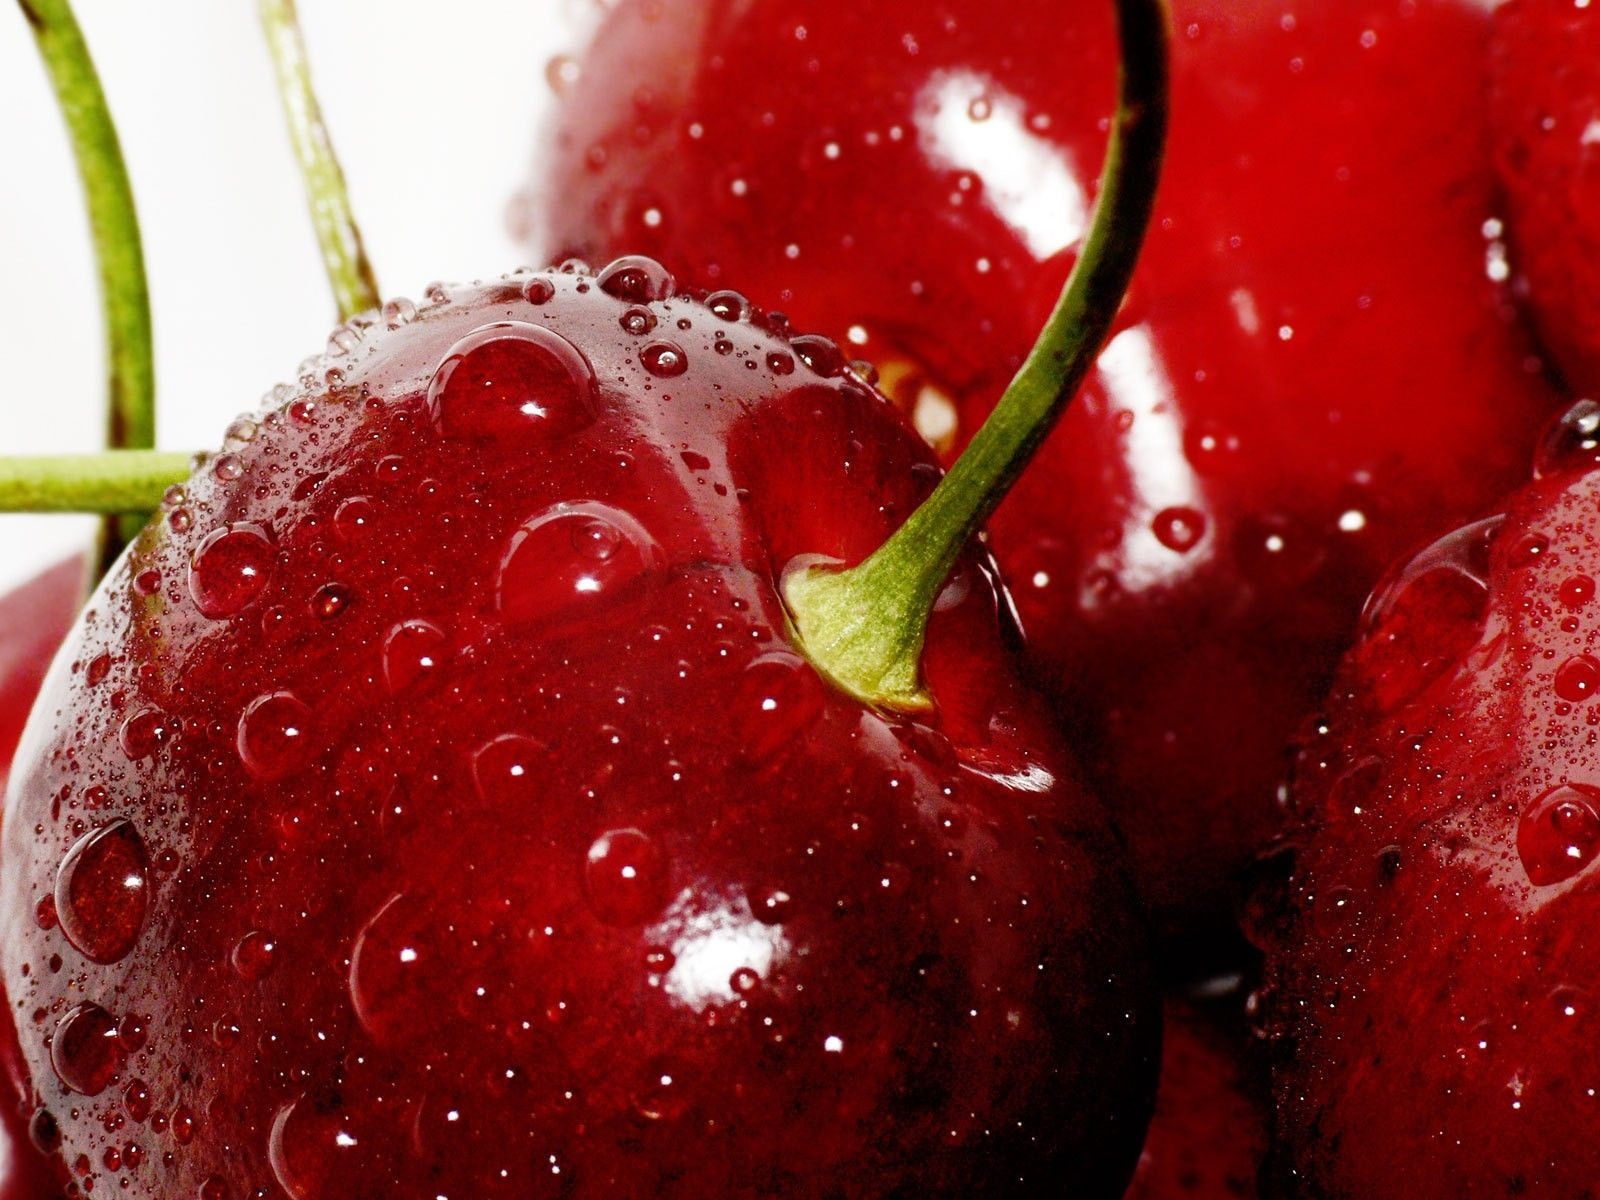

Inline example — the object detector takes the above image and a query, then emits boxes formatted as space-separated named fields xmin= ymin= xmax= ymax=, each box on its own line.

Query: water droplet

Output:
xmin=428 ymin=322 xmax=597 ymax=444
xmin=381 ymin=297 xmax=416 ymax=329
xmin=1519 ymin=784 xmax=1600 ymax=885
xmin=1152 ymin=505 xmax=1206 ymax=552
xmin=269 ymin=1096 xmax=357 ymax=1199
xmin=333 ymin=496 xmax=375 ymax=543
xmin=765 ymin=351 xmax=795 ymax=375
xmin=237 ymin=692 xmax=315 ymax=782
xmin=733 ymin=654 xmax=827 ymax=762
xmin=119 ymin=708 xmax=177 ymax=760
xmin=311 ymin=582 xmax=353 ymax=620
xmin=348 ymin=893 xmax=437 ymax=1049
xmin=596 ymin=255 xmax=675 ymax=302
xmin=631 ymin=1056 xmax=690 ymax=1121
xmin=640 ymin=340 xmax=688 ymax=377
xmin=381 ymin=620 xmax=448 ymax=694
xmin=729 ymin=966 xmax=760 ymax=994
xmin=545 ymin=53 xmax=581 ymax=94
xmin=50 ymin=1003 xmax=121 ymax=1095
xmin=496 ymin=501 xmax=662 ymax=631
xmin=751 ymin=887 xmax=794 ymax=925
xmin=1557 ymin=655 xmax=1600 ymax=703
xmin=706 ymin=291 xmax=750 ymax=322
xmin=122 ymin=1079 xmax=151 ymax=1123
xmin=1363 ymin=515 xmax=1504 ymax=631
xmin=619 ymin=306 xmax=657 ymax=336
xmin=231 ymin=930 xmax=277 ymax=981
xmin=1561 ymin=575 xmax=1596 ymax=608
xmin=790 ymin=334 xmax=845 ymax=376
xmin=583 ymin=829 xmax=668 ymax=925
xmin=522 ymin=277 xmax=555 ymax=305
xmin=1535 ymin=399 xmax=1600 ymax=478
xmin=188 ymin=524 xmax=275 ymax=618
xmin=55 ymin=820 xmax=148 ymax=964
xmin=212 ymin=453 xmax=243 ymax=482
xmin=472 ymin=734 xmax=549 ymax=807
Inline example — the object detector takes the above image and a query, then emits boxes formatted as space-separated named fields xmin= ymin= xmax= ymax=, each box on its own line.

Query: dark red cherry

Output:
xmin=531 ymin=0 xmax=1564 ymax=935
xmin=0 ymin=268 xmax=1156 ymax=1198
xmin=1263 ymin=434 xmax=1600 ymax=1193
xmin=1492 ymin=0 xmax=1600 ymax=395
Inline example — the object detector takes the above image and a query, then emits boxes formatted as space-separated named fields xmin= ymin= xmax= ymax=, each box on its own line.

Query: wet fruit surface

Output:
xmin=1492 ymin=0 xmax=1600 ymax=395
xmin=0 ymin=268 xmax=1156 ymax=1197
xmin=1262 ymin=404 xmax=1600 ymax=1194
xmin=533 ymin=0 xmax=1564 ymax=933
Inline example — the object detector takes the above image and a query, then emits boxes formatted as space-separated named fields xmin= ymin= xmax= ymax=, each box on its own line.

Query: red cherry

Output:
xmin=0 ymin=268 xmax=1157 ymax=1197
xmin=532 ymin=0 xmax=1564 ymax=934
xmin=1492 ymin=0 xmax=1600 ymax=395
xmin=1263 ymin=440 xmax=1600 ymax=1192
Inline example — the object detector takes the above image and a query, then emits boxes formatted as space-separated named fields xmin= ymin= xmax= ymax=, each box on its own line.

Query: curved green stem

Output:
xmin=785 ymin=0 xmax=1171 ymax=710
xmin=259 ymin=0 xmax=380 ymax=320
xmin=0 ymin=452 xmax=191 ymax=514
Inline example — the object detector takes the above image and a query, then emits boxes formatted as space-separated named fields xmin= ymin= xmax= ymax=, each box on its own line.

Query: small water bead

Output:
xmin=333 ymin=496 xmax=375 ymax=542
xmin=583 ymin=829 xmax=668 ymax=925
xmin=766 ymin=351 xmax=795 ymax=375
xmin=50 ymin=1003 xmax=122 ymax=1095
xmin=28 ymin=1109 xmax=60 ymax=1155
xmin=790 ymin=334 xmax=846 ymax=376
xmin=428 ymin=322 xmax=598 ymax=443
xmin=381 ymin=296 xmax=416 ymax=329
xmin=269 ymin=1096 xmax=357 ymax=1199
xmin=199 ymin=1174 xmax=229 ymax=1200
xmin=497 ymin=501 xmax=663 ymax=630
xmin=1519 ymin=784 xmax=1600 ymax=885
xmin=133 ymin=568 xmax=161 ymax=597
xmin=1561 ymin=575 xmax=1596 ymax=608
xmin=237 ymin=692 xmax=315 ymax=782
xmin=640 ymin=340 xmax=689 ymax=377
xmin=706 ymin=290 xmax=750 ymax=322
xmin=472 ymin=734 xmax=550 ymax=807
xmin=119 ymin=709 xmax=177 ymax=760
xmin=1535 ymin=399 xmax=1600 ymax=478
xmin=596 ymin=255 xmax=675 ymax=302
xmin=523 ymin=276 xmax=555 ymax=305
xmin=1556 ymin=655 xmax=1600 ymax=703
xmin=311 ymin=582 xmax=353 ymax=620
xmin=631 ymin=1056 xmax=691 ymax=1122
xmin=326 ymin=325 xmax=362 ymax=357
xmin=751 ymin=887 xmax=794 ymax=925
xmin=620 ymin=306 xmax=657 ymax=336
xmin=730 ymin=966 xmax=760 ymax=994
xmin=733 ymin=654 xmax=828 ymax=762
xmin=188 ymin=523 xmax=275 ymax=618
xmin=1152 ymin=505 xmax=1207 ymax=553
xmin=212 ymin=453 xmax=243 ymax=481
xmin=381 ymin=619 xmax=449 ymax=694
xmin=55 ymin=819 xmax=148 ymax=964
xmin=33 ymin=896 xmax=56 ymax=930
xmin=122 ymin=1080 xmax=151 ymax=1123
xmin=231 ymin=930 xmax=277 ymax=981
xmin=545 ymin=53 xmax=581 ymax=94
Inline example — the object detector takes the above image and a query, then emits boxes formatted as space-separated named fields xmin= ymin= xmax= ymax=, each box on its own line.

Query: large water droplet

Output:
xmin=1535 ymin=399 xmax=1600 ymax=478
xmin=584 ymin=829 xmax=668 ymax=925
xmin=596 ymin=255 xmax=674 ymax=303
xmin=1362 ymin=515 xmax=1503 ymax=632
xmin=231 ymin=930 xmax=277 ymax=981
xmin=1519 ymin=784 xmax=1600 ymax=885
xmin=269 ymin=1097 xmax=358 ymax=1199
xmin=348 ymin=893 xmax=439 ymax=1049
xmin=188 ymin=524 xmax=274 ymax=618
xmin=381 ymin=620 xmax=448 ymax=694
xmin=733 ymin=654 xmax=827 ymax=762
xmin=237 ymin=692 xmax=315 ymax=782
xmin=1556 ymin=655 xmax=1600 ymax=703
xmin=428 ymin=322 xmax=597 ymax=443
xmin=50 ymin=1003 xmax=121 ymax=1095
xmin=55 ymin=820 xmax=148 ymax=964
xmin=496 ymin=501 xmax=662 ymax=630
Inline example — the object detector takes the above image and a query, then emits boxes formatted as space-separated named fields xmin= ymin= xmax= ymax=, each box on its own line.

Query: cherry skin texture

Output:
xmin=0 ymin=561 xmax=84 ymax=1200
xmin=1492 ymin=0 xmax=1600 ymax=396
xmin=532 ymin=0 xmax=1564 ymax=934
xmin=1123 ymin=997 xmax=1264 ymax=1199
xmin=1261 ymin=408 xmax=1600 ymax=1195
xmin=0 ymin=265 xmax=1157 ymax=1199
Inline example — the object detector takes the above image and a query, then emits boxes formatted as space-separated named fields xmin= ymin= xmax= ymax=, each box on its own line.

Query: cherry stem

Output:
xmin=20 ymin=0 xmax=156 ymax=566
xmin=785 ymin=0 xmax=1170 ymax=711
xmin=0 ymin=452 xmax=190 ymax=514
xmin=259 ymin=0 xmax=380 ymax=321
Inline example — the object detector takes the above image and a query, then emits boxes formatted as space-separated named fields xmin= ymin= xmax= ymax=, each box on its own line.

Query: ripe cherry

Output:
xmin=1261 ymin=401 xmax=1600 ymax=1193
xmin=532 ymin=0 xmax=1565 ymax=934
xmin=1491 ymin=0 xmax=1600 ymax=396
xmin=0 ymin=268 xmax=1158 ymax=1198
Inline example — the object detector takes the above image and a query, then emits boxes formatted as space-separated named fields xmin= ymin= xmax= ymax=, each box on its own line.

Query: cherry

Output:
xmin=1259 ymin=401 xmax=1600 ymax=1193
xmin=0 ymin=267 xmax=1158 ymax=1198
xmin=1491 ymin=0 xmax=1600 ymax=396
xmin=532 ymin=0 xmax=1565 ymax=933
xmin=1125 ymin=998 xmax=1265 ymax=1199
xmin=0 ymin=561 xmax=87 ymax=1200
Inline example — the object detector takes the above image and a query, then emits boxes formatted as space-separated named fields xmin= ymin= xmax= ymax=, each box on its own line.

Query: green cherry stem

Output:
xmin=0 ymin=452 xmax=191 ymax=514
xmin=259 ymin=0 xmax=380 ymax=321
xmin=785 ymin=0 xmax=1170 ymax=711
xmin=19 ymin=0 xmax=156 ymax=454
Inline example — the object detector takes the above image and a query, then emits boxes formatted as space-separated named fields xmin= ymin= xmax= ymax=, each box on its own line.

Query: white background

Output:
xmin=0 ymin=1 xmax=589 ymax=590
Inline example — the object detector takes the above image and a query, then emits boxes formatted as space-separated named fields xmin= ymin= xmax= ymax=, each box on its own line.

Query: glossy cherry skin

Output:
xmin=533 ymin=0 xmax=1564 ymax=934
xmin=1124 ymin=997 xmax=1264 ymax=1199
xmin=0 ymin=561 xmax=82 ymax=1200
xmin=1492 ymin=0 xmax=1600 ymax=396
xmin=0 ymin=267 xmax=1157 ymax=1198
xmin=1261 ymin=410 xmax=1600 ymax=1194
